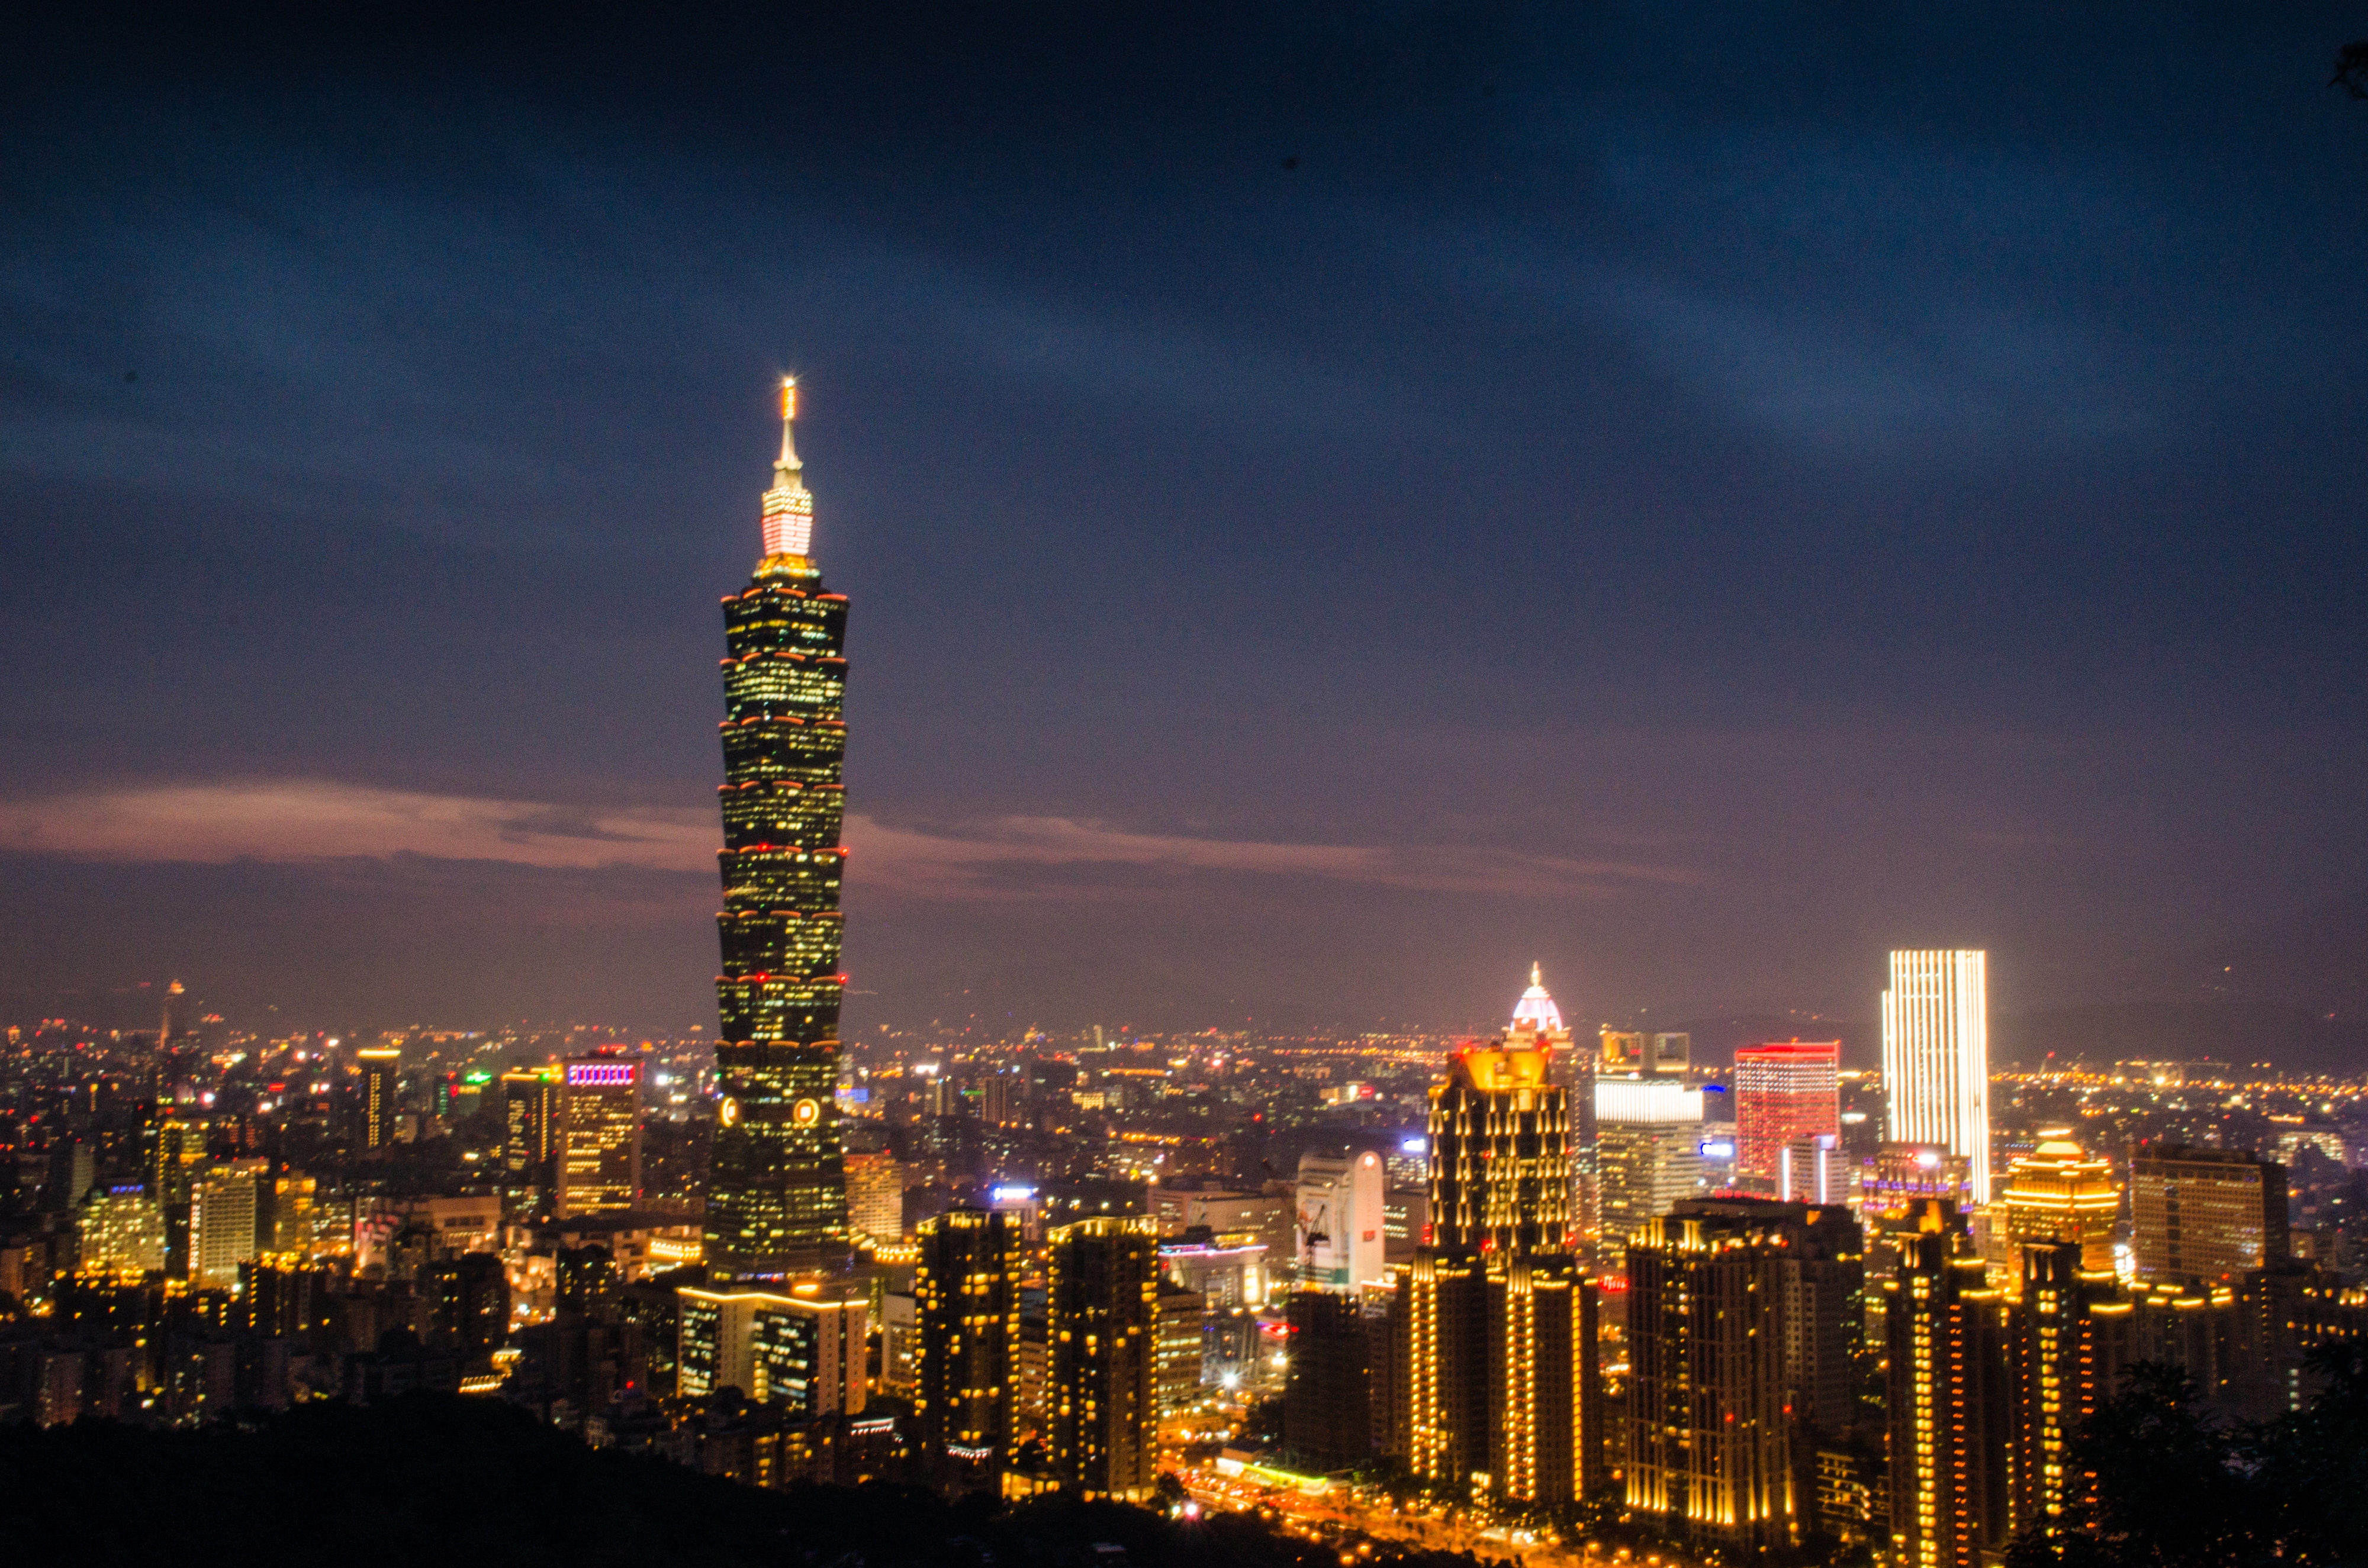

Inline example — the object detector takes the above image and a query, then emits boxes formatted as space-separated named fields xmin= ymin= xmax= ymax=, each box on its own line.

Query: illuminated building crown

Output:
xmin=1510 ymin=962 xmax=1563 ymax=1034
xmin=759 ymin=376 xmax=815 ymax=569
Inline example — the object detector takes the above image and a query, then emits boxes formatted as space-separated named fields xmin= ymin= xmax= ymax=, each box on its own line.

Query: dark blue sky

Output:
xmin=4 ymin=4 xmax=2365 ymax=1039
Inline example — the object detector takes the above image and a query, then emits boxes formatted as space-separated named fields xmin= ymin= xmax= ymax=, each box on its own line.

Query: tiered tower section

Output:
xmin=709 ymin=379 xmax=853 ymax=1277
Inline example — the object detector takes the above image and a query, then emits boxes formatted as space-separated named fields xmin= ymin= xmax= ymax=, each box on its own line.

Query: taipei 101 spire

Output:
xmin=708 ymin=378 xmax=854 ymax=1277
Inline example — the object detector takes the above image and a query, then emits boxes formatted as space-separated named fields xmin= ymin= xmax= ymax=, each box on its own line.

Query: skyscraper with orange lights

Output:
xmin=709 ymin=381 xmax=854 ymax=1277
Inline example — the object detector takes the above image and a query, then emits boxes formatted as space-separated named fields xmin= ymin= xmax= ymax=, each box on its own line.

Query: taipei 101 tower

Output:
xmin=707 ymin=379 xmax=853 ymax=1277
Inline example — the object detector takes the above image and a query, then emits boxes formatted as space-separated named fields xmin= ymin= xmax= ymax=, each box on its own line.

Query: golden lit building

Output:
xmin=1627 ymin=1198 xmax=1863 ymax=1550
xmin=677 ymin=1284 xmax=868 ymax=1415
xmin=2013 ymin=1241 xmax=2124 ymax=1537
xmin=1508 ymin=968 xmax=1595 ymax=1250
xmin=501 ymin=1066 xmax=561 ymax=1189
xmin=270 ymin=1171 xmax=317 ymax=1256
xmin=1885 ymin=1202 xmax=2011 ymax=1568
xmin=1403 ymin=1248 xmax=1488 ymax=1490
xmin=2129 ymin=1144 xmax=2289 ymax=1283
xmin=356 ymin=1045 xmax=401 ymax=1151
xmin=1429 ymin=1026 xmax=1572 ymax=1256
xmin=1155 ymin=1279 xmax=1205 ymax=1414
xmin=189 ymin=1163 xmax=260 ymax=1289
xmin=844 ymin=1150 xmax=905 ymax=1242
xmin=915 ymin=1208 xmax=1023 ymax=1489
xmin=1488 ymin=1251 xmax=1600 ymax=1506
xmin=1995 ymin=1139 xmax=2118 ymax=1286
xmin=555 ymin=1056 xmax=642 ymax=1218
xmin=76 ymin=1186 xmax=166 ymax=1275
xmin=1048 ymin=1215 xmax=1159 ymax=1501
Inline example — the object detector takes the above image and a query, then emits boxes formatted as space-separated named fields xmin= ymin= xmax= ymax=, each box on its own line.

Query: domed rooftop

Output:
xmin=1510 ymin=962 xmax=1563 ymax=1033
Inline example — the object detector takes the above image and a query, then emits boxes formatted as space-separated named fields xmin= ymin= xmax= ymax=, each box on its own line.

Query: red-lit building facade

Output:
xmin=1732 ymin=1042 xmax=1841 ymax=1195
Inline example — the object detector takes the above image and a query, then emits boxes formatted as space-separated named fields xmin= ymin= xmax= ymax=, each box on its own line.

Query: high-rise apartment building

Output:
xmin=1626 ymin=1198 xmax=1864 ymax=1550
xmin=356 ymin=1046 xmax=400 ymax=1151
xmin=844 ymin=1150 xmax=905 ymax=1243
xmin=1402 ymin=1248 xmax=1490 ymax=1492
xmin=709 ymin=380 xmax=853 ymax=1278
xmin=76 ymin=1186 xmax=166 ymax=1275
xmin=1296 ymin=1150 xmax=1385 ymax=1289
xmin=1886 ymin=1202 xmax=2011 ymax=1568
xmin=1155 ymin=1279 xmax=1206 ymax=1414
xmin=501 ymin=1067 xmax=561 ymax=1190
xmin=188 ymin=1164 xmax=258 ymax=1289
xmin=1996 ymin=1139 xmax=2118 ymax=1285
xmin=1733 ymin=1042 xmax=1841 ymax=1194
xmin=2012 ymin=1241 xmax=2125 ymax=1538
xmin=1488 ymin=1251 xmax=1600 ymax=1506
xmin=1429 ymin=1031 xmax=1572 ymax=1256
xmin=2130 ymin=1144 xmax=2290 ymax=1282
xmin=1881 ymin=950 xmax=1991 ymax=1203
xmin=555 ymin=1057 xmax=642 ymax=1218
xmin=1047 ymin=1215 xmax=1160 ymax=1501
xmin=915 ymin=1208 xmax=1022 ymax=1490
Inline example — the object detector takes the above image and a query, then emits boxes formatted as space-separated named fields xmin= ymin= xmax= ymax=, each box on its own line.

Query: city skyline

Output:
xmin=4 ymin=11 xmax=2366 ymax=1045
xmin=4 ymin=14 xmax=2367 ymax=1562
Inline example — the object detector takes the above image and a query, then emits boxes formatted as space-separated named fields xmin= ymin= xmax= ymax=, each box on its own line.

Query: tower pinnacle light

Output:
xmin=760 ymin=375 xmax=814 ymax=564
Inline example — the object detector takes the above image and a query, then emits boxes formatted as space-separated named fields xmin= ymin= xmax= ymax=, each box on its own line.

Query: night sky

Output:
xmin=4 ymin=6 xmax=2365 ymax=1046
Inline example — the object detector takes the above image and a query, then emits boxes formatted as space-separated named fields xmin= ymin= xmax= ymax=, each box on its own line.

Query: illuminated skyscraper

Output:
xmin=1881 ymin=950 xmax=1991 ymax=1204
xmin=2012 ymin=1241 xmax=2125 ymax=1538
xmin=1626 ymin=1198 xmax=1864 ymax=1549
xmin=189 ymin=1164 xmax=259 ymax=1289
xmin=1402 ymin=987 xmax=1601 ymax=1506
xmin=1428 ymin=1027 xmax=1572 ymax=1257
xmin=1885 ymin=1203 xmax=2011 ymax=1568
xmin=2129 ymin=1143 xmax=2290 ymax=1282
xmin=709 ymin=379 xmax=853 ymax=1278
xmin=501 ymin=1067 xmax=561 ymax=1190
xmin=915 ymin=1209 xmax=1022 ymax=1490
xmin=1996 ymin=1139 xmax=2117 ymax=1286
xmin=1488 ymin=1251 xmax=1600 ymax=1506
xmin=159 ymin=979 xmax=190 ymax=1048
xmin=555 ymin=1056 xmax=642 ymax=1218
xmin=1048 ymin=1215 xmax=1159 ymax=1501
xmin=1512 ymin=967 xmax=1597 ymax=1251
xmin=356 ymin=1046 xmax=400 ymax=1152
xmin=1595 ymin=1078 xmax=1705 ymax=1248
xmin=1733 ymin=1041 xmax=1841 ymax=1194
xmin=1402 ymin=1248 xmax=1489 ymax=1492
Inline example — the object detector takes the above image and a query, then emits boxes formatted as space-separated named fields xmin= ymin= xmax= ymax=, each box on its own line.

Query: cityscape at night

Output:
xmin=4 ymin=8 xmax=2368 ymax=1568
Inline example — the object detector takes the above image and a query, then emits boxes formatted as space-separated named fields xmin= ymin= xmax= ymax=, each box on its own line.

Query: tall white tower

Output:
xmin=1881 ymin=949 xmax=1991 ymax=1203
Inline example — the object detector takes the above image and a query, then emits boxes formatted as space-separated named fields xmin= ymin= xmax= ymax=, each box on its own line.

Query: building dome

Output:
xmin=1510 ymin=963 xmax=1563 ymax=1033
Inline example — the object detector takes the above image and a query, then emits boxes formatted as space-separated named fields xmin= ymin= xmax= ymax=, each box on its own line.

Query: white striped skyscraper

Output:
xmin=1880 ymin=949 xmax=1991 ymax=1205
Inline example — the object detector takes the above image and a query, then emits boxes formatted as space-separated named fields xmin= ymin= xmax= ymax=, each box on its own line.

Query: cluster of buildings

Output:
xmin=7 ymin=388 xmax=2368 ymax=1566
